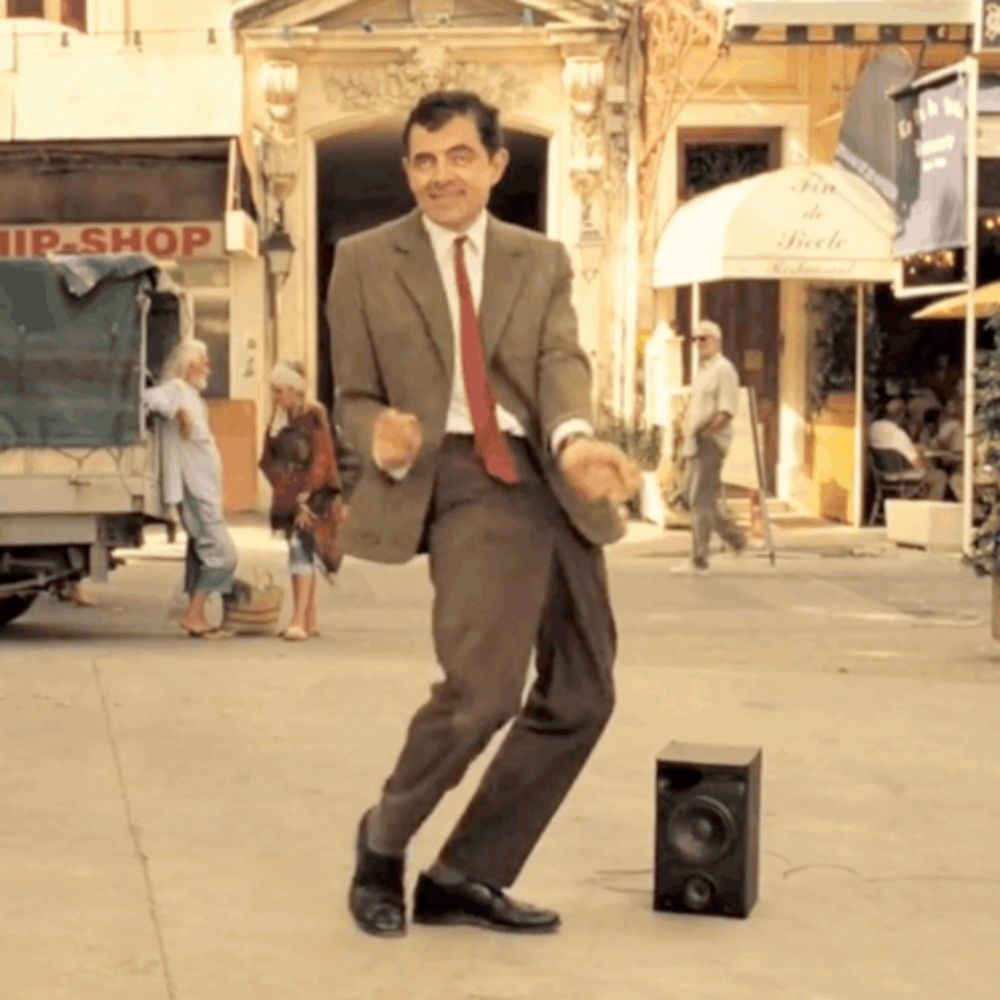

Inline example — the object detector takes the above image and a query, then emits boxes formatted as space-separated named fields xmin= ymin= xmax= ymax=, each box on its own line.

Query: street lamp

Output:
xmin=263 ymin=226 xmax=295 ymax=282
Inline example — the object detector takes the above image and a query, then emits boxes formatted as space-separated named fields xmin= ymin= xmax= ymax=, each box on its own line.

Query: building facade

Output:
xmin=1 ymin=0 xmax=993 ymax=521
xmin=643 ymin=0 xmax=987 ymax=524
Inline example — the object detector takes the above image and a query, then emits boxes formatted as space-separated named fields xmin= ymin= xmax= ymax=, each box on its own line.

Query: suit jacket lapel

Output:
xmin=480 ymin=216 xmax=526 ymax=364
xmin=392 ymin=211 xmax=453 ymax=376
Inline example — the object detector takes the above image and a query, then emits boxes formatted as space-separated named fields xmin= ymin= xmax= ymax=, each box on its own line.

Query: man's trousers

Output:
xmin=371 ymin=435 xmax=617 ymax=888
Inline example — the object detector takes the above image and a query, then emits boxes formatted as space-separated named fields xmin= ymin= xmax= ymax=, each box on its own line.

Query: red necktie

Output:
xmin=453 ymin=236 xmax=519 ymax=484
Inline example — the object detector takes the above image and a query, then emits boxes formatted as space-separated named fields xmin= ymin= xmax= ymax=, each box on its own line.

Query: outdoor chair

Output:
xmin=867 ymin=448 xmax=928 ymax=526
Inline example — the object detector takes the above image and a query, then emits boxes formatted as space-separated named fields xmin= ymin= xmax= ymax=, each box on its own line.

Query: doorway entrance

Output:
xmin=675 ymin=127 xmax=782 ymax=490
xmin=314 ymin=124 xmax=548 ymax=410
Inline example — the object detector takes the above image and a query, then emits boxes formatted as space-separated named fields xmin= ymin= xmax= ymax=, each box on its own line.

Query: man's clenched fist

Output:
xmin=372 ymin=408 xmax=423 ymax=473
xmin=559 ymin=438 xmax=641 ymax=504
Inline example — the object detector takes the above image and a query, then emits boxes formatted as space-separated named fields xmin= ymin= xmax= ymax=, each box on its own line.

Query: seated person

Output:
xmin=904 ymin=389 xmax=941 ymax=441
xmin=934 ymin=396 xmax=969 ymax=500
xmin=869 ymin=398 xmax=949 ymax=501
xmin=917 ymin=407 xmax=941 ymax=448
xmin=935 ymin=396 xmax=964 ymax=456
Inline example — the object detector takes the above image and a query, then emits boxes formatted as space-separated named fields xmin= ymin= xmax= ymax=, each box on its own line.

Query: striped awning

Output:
xmin=723 ymin=0 xmax=975 ymax=44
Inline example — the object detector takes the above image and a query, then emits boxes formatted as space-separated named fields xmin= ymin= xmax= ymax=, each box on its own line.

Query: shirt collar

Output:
xmin=421 ymin=210 xmax=488 ymax=264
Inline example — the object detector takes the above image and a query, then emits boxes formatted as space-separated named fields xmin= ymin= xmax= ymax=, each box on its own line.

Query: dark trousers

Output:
xmin=688 ymin=437 xmax=745 ymax=567
xmin=373 ymin=435 xmax=617 ymax=887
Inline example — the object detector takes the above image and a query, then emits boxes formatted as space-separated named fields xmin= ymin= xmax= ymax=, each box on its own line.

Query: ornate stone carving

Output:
xmin=563 ymin=54 xmax=607 ymax=238
xmin=409 ymin=0 xmax=455 ymax=26
xmin=258 ymin=59 xmax=302 ymax=208
xmin=639 ymin=0 xmax=726 ymax=238
xmin=322 ymin=44 xmax=531 ymax=112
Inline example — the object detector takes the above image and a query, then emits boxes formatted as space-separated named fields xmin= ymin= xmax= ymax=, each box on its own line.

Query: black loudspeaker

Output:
xmin=654 ymin=741 xmax=761 ymax=918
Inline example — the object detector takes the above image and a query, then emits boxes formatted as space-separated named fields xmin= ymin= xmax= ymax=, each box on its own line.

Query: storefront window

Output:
xmin=165 ymin=258 xmax=232 ymax=400
xmin=193 ymin=294 xmax=231 ymax=400
xmin=678 ymin=129 xmax=780 ymax=200
xmin=4 ymin=0 xmax=86 ymax=31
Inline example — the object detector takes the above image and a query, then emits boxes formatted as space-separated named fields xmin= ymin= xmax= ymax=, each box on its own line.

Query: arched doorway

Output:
xmin=315 ymin=124 xmax=549 ymax=409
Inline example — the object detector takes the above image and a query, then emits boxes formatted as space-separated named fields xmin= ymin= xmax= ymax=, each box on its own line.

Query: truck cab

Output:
xmin=0 ymin=253 xmax=185 ymax=627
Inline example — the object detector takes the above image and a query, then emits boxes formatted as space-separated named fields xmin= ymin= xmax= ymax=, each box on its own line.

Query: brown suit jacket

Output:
xmin=326 ymin=209 xmax=624 ymax=564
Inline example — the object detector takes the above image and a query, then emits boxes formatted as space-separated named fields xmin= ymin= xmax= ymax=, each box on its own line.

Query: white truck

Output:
xmin=0 ymin=254 xmax=183 ymax=627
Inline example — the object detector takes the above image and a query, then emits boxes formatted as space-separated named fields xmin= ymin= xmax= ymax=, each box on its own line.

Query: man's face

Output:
xmin=696 ymin=335 xmax=721 ymax=362
xmin=403 ymin=114 xmax=509 ymax=232
xmin=185 ymin=353 xmax=211 ymax=392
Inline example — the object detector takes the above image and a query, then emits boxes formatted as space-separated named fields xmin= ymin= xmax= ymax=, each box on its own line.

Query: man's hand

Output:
xmin=176 ymin=407 xmax=193 ymax=440
xmin=560 ymin=438 xmax=641 ymax=504
xmin=372 ymin=408 xmax=423 ymax=473
xmin=702 ymin=412 xmax=733 ymax=435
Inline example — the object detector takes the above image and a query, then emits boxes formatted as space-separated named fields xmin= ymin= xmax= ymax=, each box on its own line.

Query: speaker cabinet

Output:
xmin=654 ymin=741 xmax=761 ymax=918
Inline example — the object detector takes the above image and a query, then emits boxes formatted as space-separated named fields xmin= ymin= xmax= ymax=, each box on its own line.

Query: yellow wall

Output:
xmin=805 ymin=392 xmax=857 ymax=523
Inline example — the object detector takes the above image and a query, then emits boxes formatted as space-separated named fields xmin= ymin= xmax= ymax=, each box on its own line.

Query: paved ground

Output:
xmin=2 ymin=518 xmax=1000 ymax=1000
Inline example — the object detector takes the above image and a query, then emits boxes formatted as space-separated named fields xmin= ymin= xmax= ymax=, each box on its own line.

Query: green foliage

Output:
xmin=970 ymin=323 xmax=1000 ymax=576
xmin=594 ymin=405 xmax=662 ymax=470
xmin=807 ymin=286 xmax=886 ymax=416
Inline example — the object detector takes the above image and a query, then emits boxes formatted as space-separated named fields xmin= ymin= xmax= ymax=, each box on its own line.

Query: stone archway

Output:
xmin=313 ymin=119 xmax=549 ymax=409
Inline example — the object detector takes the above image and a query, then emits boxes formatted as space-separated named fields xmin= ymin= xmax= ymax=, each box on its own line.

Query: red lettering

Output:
xmin=30 ymin=228 xmax=61 ymax=255
xmin=80 ymin=227 xmax=107 ymax=253
xmin=110 ymin=227 xmax=143 ymax=253
xmin=182 ymin=225 xmax=212 ymax=257
xmin=0 ymin=231 xmax=9 ymax=257
xmin=146 ymin=226 xmax=179 ymax=258
xmin=14 ymin=231 xmax=28 ymax=256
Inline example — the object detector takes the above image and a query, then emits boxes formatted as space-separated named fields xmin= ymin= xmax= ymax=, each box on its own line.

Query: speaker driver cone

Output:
xmin=682 ymin=874 xmax=717 ymax=912
xmin=666 ymin=794 xmax=738 ymax=864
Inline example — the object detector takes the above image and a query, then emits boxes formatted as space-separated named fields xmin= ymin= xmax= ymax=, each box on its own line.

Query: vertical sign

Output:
xmin=893 ymin=70 xmax=969 ymax=257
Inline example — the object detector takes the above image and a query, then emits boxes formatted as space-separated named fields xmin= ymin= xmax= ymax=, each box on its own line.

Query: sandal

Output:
xmin=281 ymin=625 xmax=309 ymax=641
xmin=181 ymin=624 xmax=234 ymax=640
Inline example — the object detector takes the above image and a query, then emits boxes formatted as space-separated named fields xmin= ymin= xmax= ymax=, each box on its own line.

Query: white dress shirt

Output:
xmin=422 ymin=212 xmax=526 ymax=438
xmin=421 ymin=211 xmax=591 ymax=455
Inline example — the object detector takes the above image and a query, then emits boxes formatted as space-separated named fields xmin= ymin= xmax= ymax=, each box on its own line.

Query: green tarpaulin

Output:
xmin=0 ymin=254 xmax=158 ymax=449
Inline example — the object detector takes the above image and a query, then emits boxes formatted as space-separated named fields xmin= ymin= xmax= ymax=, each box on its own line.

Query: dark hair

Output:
xmin=402 ymin=90 xmax=504 ymax=156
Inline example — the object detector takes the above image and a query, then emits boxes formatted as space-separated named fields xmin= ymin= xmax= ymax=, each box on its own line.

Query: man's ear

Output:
xmin=490 ymin=147 xmax=510 ymax=186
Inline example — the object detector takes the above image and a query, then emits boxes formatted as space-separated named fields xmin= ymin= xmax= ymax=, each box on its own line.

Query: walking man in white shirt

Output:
xmin=673 ymin=320 xmax=746 ymax=575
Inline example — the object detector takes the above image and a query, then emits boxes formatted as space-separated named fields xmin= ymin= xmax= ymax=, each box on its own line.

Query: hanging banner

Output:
xmin=893 ymin=70 xmax=969 ymax=257
xmin=835 ymin=50 xmax=914 ymax=208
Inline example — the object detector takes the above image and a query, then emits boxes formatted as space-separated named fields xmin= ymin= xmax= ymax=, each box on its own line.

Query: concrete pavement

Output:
xmin=2 ymin=518 xmax=1000 ymax=999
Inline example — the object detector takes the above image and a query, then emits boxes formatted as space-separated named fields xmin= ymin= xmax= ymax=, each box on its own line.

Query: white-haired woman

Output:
xmin=143 ymin=338 xmax=238 ymax=637
xmin=259 ymin=360 xmax=345 ymax=641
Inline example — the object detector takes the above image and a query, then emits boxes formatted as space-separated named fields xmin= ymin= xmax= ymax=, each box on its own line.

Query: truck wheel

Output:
xmin=0 ymin=594 xmax=37 ymax=628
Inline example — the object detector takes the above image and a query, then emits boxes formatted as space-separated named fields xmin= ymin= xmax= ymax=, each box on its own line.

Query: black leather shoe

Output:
xmin=348 ymin=811 xmax=406 ymax=937
xmin=413 ymin=873 xmax=560 ymax=933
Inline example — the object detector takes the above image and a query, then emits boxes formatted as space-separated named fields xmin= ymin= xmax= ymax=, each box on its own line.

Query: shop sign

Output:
xmin=0 ymin=222 xmax=224 ymax=260
xmin=893 ymin=70 xmax=969 ymax=257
